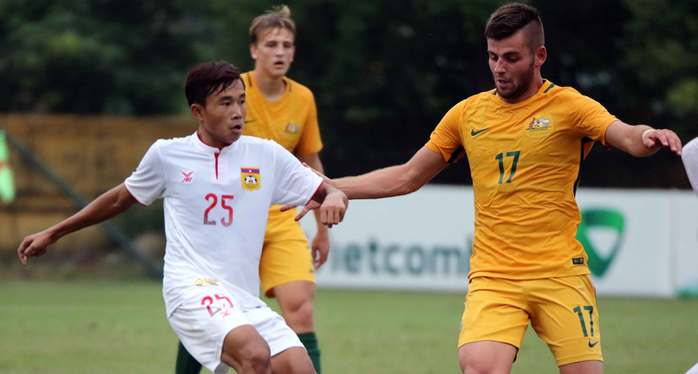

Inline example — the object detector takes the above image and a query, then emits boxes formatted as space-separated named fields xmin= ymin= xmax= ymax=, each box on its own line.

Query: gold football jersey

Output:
xmin=242 ymin=71 xmax=323 ymax=218
xmin=243 ymin=71 xmax=322 ymax=156
xmin=426 ymin=80 xmax=617 ymax=279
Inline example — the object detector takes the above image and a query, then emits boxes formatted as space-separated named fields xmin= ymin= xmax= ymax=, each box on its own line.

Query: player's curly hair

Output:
xmin=249 ymin=5 xmax=296 ymax=44
xmin=484 ymin=3 xmax=544 ymax=53
xmin=184 ymin=60 xmax=245 ymax=107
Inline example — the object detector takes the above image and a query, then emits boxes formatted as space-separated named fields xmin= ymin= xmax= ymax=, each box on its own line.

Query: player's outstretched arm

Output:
xmin=682 ymin=137 xmax=698 ymax=197
xmin=285 ymin=146 xmax=448 ymax=222
xmin=605 ymin=120 xmax=683 ymax=157
xmin=17 ymin=183 xmax=137 ymax=265
xmin=333 ymin=146 xmax=449 ymax=200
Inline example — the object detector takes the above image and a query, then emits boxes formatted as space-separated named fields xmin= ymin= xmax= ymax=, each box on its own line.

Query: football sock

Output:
xmin=175 ymin=341 xmax=202 ymax=374
xmin=298 ymin=332 xmax=321 ymax=374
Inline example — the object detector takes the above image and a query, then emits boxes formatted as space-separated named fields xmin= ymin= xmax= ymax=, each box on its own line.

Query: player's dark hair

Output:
xmin=185 ymin=60 xmax=244 ymax=107
xmin=484 ymin=3 xmax=544 ymax=52
xmin=249 ymin=5 xmax=296 ymax=44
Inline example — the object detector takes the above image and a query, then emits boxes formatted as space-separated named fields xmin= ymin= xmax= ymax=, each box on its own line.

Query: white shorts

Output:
xmin=168 ymin=285 xmax=304 ymax=374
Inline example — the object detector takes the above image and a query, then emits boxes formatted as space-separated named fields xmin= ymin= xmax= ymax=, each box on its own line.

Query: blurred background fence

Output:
xmin=0 ymin=0 xmax=697 ymax=280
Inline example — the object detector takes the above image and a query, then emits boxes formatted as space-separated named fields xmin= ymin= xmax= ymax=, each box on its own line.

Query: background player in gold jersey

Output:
xmin=288 ymin=3 xmax=682 ymax=374
xmin=177 ymin=6 xmax=328 ymax=374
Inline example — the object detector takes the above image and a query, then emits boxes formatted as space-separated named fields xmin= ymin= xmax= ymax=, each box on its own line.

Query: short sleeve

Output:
xmin=271 ymin=142 xmax=323 ymax=206
xmin=573 ymin=94 xmax=617 ymax=145
xmin=295 ymin=92 xmax=323 ymax=156
xmin=124 ymin=141 xmax=167 ymax=206
xmin=425 ymin=100 xmax=466 ymax=163
xmin=682 ymin=137 xmax=698 ymax=198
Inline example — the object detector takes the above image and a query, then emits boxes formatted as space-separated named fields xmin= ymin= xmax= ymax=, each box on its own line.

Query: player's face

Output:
xmin=193 ymin=79 xmax=246 ymax=148
xmin=487 ymin=29 xmax=545 ymax=103
xmin=250 ymin=27 xmax=295 ymax=78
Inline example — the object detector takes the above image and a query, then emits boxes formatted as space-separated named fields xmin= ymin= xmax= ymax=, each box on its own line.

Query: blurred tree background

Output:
xmin=0 ymin=0 xmax=695 ymax=188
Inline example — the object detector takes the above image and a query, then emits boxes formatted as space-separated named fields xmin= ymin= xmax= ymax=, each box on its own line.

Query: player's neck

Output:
xmin=252 ymin=69 xmax=286 ymax=102
xmin=197 ymin=128 xmax=231 ymax=150
xmin=499 ymin=75 xmax=545 ymax=105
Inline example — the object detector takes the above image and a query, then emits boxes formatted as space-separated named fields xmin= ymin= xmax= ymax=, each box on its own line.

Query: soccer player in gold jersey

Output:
xmin=288 ymin=3 xmax=682 ymax=374
xmin=176 ymin=6 xmax=327 ymax=374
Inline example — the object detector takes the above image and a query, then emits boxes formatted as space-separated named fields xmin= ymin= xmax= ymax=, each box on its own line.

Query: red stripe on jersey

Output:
xmin=306 ymin=180 xmax=324 ymax=206
xmin=214 ymin=152 xmax=220 ymax=179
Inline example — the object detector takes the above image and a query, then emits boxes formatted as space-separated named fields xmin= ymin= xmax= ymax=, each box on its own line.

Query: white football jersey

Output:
xmin=125 ymin=133 xmax=322 ymax=316
xmin=683 ymin=137 xmax=698 ymax=198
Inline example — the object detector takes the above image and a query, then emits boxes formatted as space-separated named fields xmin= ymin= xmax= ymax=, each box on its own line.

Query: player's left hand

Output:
xmin=311 ymin=229 xmax=330 ymax=269
xmin=643 ymin=129 xmax=683 ymax=156
xmin=17 ymin=230 xmax=56 ymax=265
xmin=280 ymin=200 xmax=320 ymax=222
xmin=320 ymin=192 xmax=347 ymax=228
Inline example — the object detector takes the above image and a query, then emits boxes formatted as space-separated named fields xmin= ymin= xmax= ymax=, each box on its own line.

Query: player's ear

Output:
xmin=250 ymin=43 xmax=258 ymax=60
xmin=535 ymin=46 xmax=547 ymax=68
xmin=190 ymin=103 xmax=205 ymax=122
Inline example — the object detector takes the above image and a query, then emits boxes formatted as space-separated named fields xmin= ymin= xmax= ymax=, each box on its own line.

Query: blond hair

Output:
xmin=249 ymin=5 xmax=296 ymax=44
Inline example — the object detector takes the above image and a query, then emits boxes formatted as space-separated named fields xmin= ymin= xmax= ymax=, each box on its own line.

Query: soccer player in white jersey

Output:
xmin=682 ymin=137 xmax=698 ymax=197
xmin=17 ymin=60 xmax=348 ymax=374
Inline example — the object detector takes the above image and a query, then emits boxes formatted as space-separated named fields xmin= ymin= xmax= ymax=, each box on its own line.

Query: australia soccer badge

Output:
xmin=241 ymin=167 xmax=260 ymax=191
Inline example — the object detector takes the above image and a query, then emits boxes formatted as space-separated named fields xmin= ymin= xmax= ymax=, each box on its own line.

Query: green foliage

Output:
xmin=620 ymin=0 xmax=698 ymax=124
xmin=0 ymin=0 xmax=211 ymax=114
xmin=0 ymin=0 xmax=695 ymax=187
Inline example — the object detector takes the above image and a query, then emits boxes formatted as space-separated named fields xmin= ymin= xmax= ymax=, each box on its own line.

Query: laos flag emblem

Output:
xmin=241 ymin=168 xmax=260 ymax=191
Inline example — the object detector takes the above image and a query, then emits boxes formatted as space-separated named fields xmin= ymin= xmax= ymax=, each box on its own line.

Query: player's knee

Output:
xmin=460 ymin=357 xmax=507 ymax=374
xmin=239 ymin=341 xmax=271 ymax=373
xmin=289 ymin=299 xmax=314 ymax=325
xmin=279 ymin=293 xmax=314 ymax=326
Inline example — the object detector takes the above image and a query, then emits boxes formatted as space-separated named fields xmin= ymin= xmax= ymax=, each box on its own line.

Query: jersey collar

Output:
xmin=192 ymin=131 xmax=236 ymax=153
xmin=494 ymin=79 xmax=554 ymax=107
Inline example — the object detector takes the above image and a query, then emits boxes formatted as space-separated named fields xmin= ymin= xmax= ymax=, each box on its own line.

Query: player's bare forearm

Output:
xmin=605 ymin=121 xmax=683 ymax=157
xmin=333 ymin=146 xmax=449 ymax=200
xmin=17 ymin=183 xmax=137 ymax=265
xmin=298 ymin=153 xmax=328 ymax=233
xmin=47 ymin=184 xmax=137 ymax=240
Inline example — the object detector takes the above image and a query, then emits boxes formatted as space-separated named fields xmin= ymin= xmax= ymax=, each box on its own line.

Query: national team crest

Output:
xmin=524 ymin=115 xmax=553 ymax=138
xmin=241 ymin=168 xmax=260 ymax=191
xmin=284 ymin=123 xmax=301 ymax=134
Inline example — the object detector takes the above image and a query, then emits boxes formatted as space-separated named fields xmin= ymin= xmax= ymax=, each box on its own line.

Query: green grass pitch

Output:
xmin=1 ymin=281 xmax=697 ymax=373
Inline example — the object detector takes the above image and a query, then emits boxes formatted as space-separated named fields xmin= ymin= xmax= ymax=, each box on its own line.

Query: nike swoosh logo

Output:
xmin=588 ymin=341 xmax=599 ymax=348
xmin=471 ymin=128 xmax=490 ymax=136
xmin=244 ymin=119 xmax=256 ymax=124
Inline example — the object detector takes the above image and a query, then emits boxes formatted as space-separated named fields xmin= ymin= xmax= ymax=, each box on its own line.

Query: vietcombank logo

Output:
xmin=320 ymin=238 xmax=473 ymax=277
xmin=576 ymin=209 xmax=625 ymax=277
xmin=0 ymin=130 xmax=15 ymax=204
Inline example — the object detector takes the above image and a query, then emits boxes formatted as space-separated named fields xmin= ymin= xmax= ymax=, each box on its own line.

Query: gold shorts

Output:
xmin=259 ymin=207 xmax=315 ymax=298
xmin=459 ymin=275 xmax=602 ymax=366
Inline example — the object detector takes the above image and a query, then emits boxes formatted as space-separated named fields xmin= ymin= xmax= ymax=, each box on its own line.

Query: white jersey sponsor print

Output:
xmin=125 ymin=133 xmax=322 ymax=316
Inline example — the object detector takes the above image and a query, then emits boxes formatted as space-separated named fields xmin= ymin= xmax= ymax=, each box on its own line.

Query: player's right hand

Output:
xmin=320 ymin=191 xmax=347 ymax=228
xmin=17 ymin=230 xmax=56 ymax=266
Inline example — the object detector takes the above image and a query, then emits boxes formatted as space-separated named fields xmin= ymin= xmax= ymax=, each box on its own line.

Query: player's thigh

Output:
xmin=271 ymin=347 xmax=316 ymax=374
xmin=274 ymin=281 xmax=315 ymax=323
xmin=259 ymin=216 xmax=315 ymax=298
xmin=169 ymin=286 xmax=251 ymax=374
xmin=459 ymin=277 xmax=530 ymax=350
xmin=528 ymin=275 xmax=603 ymax=368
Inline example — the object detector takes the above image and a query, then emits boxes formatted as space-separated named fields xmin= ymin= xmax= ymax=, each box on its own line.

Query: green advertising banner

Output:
xmin=576 ymin=209 xmax=625 ymax=277
xmin=0 ymin=130 xmax=16 ymax=204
